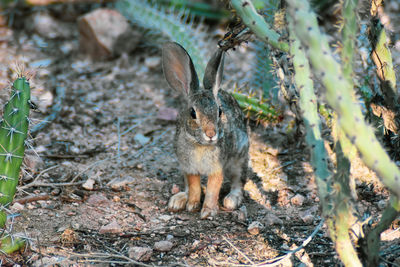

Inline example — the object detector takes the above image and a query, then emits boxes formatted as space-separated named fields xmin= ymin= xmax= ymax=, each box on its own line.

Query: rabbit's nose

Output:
xmin=205 ymin=128 xmax=216 ymax=139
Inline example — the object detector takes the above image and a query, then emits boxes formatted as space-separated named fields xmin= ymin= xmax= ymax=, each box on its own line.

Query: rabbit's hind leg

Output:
xmin=223 ymin=158 xmax=247 ymax=210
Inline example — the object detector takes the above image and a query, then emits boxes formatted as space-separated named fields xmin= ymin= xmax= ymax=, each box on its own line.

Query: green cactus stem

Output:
xmin=287 ymin=0 xmax=400 ymax=200
xmin=231 ymin=92 xmax=282 ymax=123
xmin=0 ymin=74 xmax=30 ymax=253
xmin=288 ymin=23 xmax=331 ymax=199
xmin=289 ymin=19 xmax=361 ymax=266
xmin=340 ymin=0 xmax=358 ymax=83
xmin=231 ymin=0 xmax=289 ymax=52
xmin=368 ymin=18 xmax=399 ymax=134
xmin=336 ymin=0 xmax=359 ymax=198
xmin=360 ymin=196 xmax=400 ymax=266
xmin=369 ymin=21 xmax=397 ymax=100
xmin=116 ymin=0 xmax=210 ymax=80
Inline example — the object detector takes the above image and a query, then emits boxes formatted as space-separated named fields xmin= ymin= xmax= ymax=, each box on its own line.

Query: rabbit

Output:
xmin=162 ymin=42 xmax=249 ymax=219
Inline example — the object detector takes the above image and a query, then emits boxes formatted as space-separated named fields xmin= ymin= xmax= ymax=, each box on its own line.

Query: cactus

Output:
xmin=230 ymin=0 xmax=289 ymax=52
xmin=231 ymin=92 xmax=282 ymax=123
xmin=340 ymin=0 xmax=359 ymax=83
xmin=251 ymin=41 xmax=279 ymax=104
xmin=116 ymin=0 xmax=211 ymax=80
xmin=288 ymin=22 xmax=331 ymax=198
xmin=0 ymin=73 xmax=31 ymax=253
xmin=286 ymin=0 xmax=400 ymax=200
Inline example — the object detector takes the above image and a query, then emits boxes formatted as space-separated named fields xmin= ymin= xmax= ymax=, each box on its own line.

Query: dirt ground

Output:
xmin=0 ymin=2 xmax=399 ymax=266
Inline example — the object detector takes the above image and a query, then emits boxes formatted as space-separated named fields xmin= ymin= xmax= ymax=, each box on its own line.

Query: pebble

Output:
xmin=82 ymin=178 xmax=95 ymax=190
xmin=154 ymin=240 xmax=173 ymax=252
xmin=134 ymin=133 xmax=150 ymax=146
xmin=99 ymin=220 xmax=122 ymax=234
xmin=145 ymin=56 xmax=161 ymax=69
xmin=87 ymin=193 xmax=109 ymax=206
xmin=107 ymin=176 xmax=136 ymax=190
xmin=29 ymin=12 xmax=72 ymax=39
xmin=290 ymin=194 xmax=305 ymax=206
xmin=238 ymin=205 xmax=248 ymax=221
xmin=377 ymin=199 xmax=386 ymax=210
xmin=247 ymin=221 xmax=263 ymax=235
xmin=158 ymin=215 xmax=172 ymax=222
xmin=171 ymin=184 xmax=180 ymax=195
xmin=128 ymin=246 xmax=153 ymax=262
xmin=263 ymin=213 xmax=283 ymax=226
xmin=300 ymin=212 xmax=314 ymax=224
xmin=11 ymin=202 xmax=24 ymax=212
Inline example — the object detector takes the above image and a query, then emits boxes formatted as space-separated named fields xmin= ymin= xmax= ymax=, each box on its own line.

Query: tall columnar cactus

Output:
xmin=289 ymin=19 xmax=361 ymax=266
xmin=286 ymin=0 xmax=400 ymax=265
xmin=286 ymin=0 xmax=400 ymax=200
xmin=0 ymin=74 xmax=31 ymax=253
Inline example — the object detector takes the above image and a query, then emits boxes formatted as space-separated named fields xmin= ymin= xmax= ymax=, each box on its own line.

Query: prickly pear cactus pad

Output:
xmin=0 ymin=75 xmax=30 ymax=228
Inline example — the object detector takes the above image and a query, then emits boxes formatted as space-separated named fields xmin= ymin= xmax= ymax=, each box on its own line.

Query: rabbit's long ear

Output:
xmin=162 ymin=42 xmax=199 ymax=97
xmin=203 ymin=49 xmax=225 ymax=100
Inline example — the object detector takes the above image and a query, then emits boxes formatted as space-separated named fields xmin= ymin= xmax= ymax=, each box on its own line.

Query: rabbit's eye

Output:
xmin=190 ymin=107 xmax=197 ymax=119
xmin=218 ymin=107 xmax=222 ymax=117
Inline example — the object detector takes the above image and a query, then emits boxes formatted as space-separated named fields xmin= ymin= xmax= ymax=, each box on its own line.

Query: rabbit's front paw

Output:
xmin=200 ymin=205 xmax=218 ymax=219
xmin=223 ymin=191 xmax=243 ymax=210
xmin=186 ymin=200 xmax=201 ymax=212
xmin=168 ymin=192 xmax=188 ymax=212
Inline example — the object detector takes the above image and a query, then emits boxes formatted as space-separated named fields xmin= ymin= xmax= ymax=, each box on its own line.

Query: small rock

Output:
xmin=158 ymin=215 xmax=172 ymax=222
xmin=107 ymin=176 xmax=136 ymax=190
xmin=11 ymin=202 xmax=24 ymax=212
xmin=23 ymin=152 xmax=44 ymax=172
xmin=377 ymin=199 xmax=386 ymax=210
xmin=134 ymin=134 xmax=150 ymax=146
xmin=37 ymin=200 xmax=48 ymax=208
xmin=247 ymin=221 xmax=263 ymax=235
xmin=291 ymin=194 xmax=305 ymax=206
xmin=154 ymin=240 xmax=173 ymax=252
xmin=234 ymin=205 xmax=247 ymax=222
xmin=263 ymin=213 xmax=283 ymax=226
xmin=128 ymin=246 xmax=153 ymax=262
xmin=171 ymin=184 xmax=180 ymax=195
xmin=166 ymin=234 xmax=174 ymax=240
xmin=145 ymin=56 xmax=161 ymax=69
xmin=99 ymin=220 xmax=122 ymax=234
xmin=35 ymin=145 xmax=47 ymax=153
xmin=78 ymin=8 xmax=140 ymax=59
xmin=300 ymin=212 xmax=314 ymax=224
xmin=29 ymin=12 xmax=72 ymax=39
xmin=61 ymin=161 xmax=73 ymax=167
xmin=157 ymin=107 xmax=178 ymax=122
xmin=82 ymin=178 xmax=96 ymax=190
xmin=87 ymin=193 xmax=109 ymax=206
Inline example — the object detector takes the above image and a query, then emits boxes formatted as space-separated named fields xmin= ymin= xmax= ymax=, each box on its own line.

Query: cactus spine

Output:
xmin=0 ymin=74 xmax=31 ymax=253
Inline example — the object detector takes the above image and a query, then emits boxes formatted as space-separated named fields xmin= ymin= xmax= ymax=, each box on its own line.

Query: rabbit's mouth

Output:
xmin=202 ymin=132 xmax=218 ymax=144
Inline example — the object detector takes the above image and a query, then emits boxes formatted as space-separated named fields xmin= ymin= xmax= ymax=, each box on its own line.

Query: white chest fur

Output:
xmin=177 ymin=143 xmax=222 ymax=176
